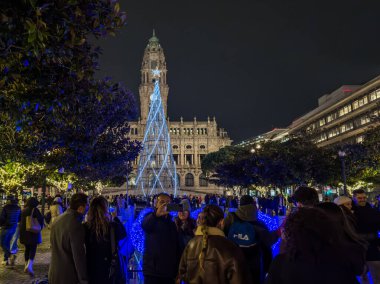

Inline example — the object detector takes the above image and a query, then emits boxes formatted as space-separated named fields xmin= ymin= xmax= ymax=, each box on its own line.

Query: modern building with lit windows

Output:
xmin=237 ymin=75 xmax=380 ymax=149
xmin=287 ymin=75 xmax=380 ymax=147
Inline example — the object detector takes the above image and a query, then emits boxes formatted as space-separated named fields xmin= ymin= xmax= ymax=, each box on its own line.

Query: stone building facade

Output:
xmin=127 ymin=32 xmax=232 ymax=195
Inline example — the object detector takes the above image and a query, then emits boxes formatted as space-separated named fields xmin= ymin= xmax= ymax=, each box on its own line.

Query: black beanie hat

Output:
xmin=240 ymin=195 xmax=254 ymax=206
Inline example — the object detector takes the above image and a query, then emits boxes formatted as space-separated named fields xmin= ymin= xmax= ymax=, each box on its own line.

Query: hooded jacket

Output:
xmin=224 ymin=204 xmax=279 ymax=283
xmin=178 ymin=226 xmax=250 ymax=284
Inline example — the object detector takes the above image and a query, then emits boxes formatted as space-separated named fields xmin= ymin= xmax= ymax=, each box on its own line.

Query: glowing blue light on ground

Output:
xmin=134 ymin=69 xmax=179 ymax=196
xmin=130 ymin=206 xmax=282 ymax=259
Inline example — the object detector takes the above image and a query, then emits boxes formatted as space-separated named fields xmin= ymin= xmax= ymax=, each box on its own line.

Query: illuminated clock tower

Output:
xmin=139 ymin=30 xmax=169 ymax=122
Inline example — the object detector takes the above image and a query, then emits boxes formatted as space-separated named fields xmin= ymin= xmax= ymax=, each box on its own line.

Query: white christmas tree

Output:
xmin=135 ymin=69 xmax=179 ymax=196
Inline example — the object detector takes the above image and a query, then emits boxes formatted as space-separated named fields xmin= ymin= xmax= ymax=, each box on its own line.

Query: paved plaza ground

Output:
xmin=0 ymin=228 xmax=50 ymax=284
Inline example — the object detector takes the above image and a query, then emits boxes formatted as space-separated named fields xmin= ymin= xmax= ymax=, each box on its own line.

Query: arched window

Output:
xmin=176 ymin=174 xmax=181 ymax=187
xmin=186 ymin=145 xmax=192 ymax=150
xmin=199 ymin=174 xmax=208 ymax=187
xmin=173 ymin=145 xmax=179 ymax=150
xmin=185 ymin=173 xmax=194 ymax=187
xmin=200 ymin=145 xmax=206 ymax=150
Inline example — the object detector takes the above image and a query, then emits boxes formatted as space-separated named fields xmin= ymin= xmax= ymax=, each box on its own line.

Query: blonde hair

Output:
xmin=199 ymin=226 xmax=208 ymax=271
xmin=198 ymin=205 xmax=224 ymax=271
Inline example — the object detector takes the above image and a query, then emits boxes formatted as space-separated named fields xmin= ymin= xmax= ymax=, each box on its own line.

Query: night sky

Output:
xmin=97 ymin=0 xmax=380 ymax=143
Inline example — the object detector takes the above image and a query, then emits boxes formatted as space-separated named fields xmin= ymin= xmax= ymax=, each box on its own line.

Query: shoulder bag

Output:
xmin=26 ymin=208 xmax=42 ymax=233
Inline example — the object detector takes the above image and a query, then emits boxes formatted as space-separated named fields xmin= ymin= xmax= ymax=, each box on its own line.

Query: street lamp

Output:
xmin=338 ymin=150 xmax=348 ymax=196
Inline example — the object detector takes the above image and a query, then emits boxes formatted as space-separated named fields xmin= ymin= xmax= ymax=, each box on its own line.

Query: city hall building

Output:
xmin=125 ymin=32 xmax=232 ymax=195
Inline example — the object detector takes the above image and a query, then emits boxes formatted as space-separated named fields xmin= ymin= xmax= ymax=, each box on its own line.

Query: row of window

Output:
xmin=314 ymin=88 xmax=380 ymax=128
xmin=169 ymin=128 xmax=208 ymax=135
xmin=173 ymin=145 xmax=207 ymax=150
xmin=316 ymin=109 xmax=379 ymax=143
xmin=130 ymin=128 xmax=138 ymax=135
xmin=173 ymin=154 xmax=206 ymax=165
xmin=180 ymin=173 xmax=208 ymax=187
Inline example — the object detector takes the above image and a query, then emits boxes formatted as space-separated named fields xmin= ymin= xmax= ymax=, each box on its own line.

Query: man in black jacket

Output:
xmin=353 ymin=189 xmax=380 ymax=284
xmin=0 ymin=195 xmax=21 ymax=266
xmin=142 ymin=193 xmax=180 ymax=284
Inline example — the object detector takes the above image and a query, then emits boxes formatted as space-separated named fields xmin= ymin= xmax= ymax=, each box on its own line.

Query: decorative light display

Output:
xmin=130 ymin=206 xmax=282 ymax=260
xmin=134 ymin=69 xmax=179 ymax=196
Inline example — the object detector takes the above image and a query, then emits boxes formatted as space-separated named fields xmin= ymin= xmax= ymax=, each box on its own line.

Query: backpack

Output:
xmin=227 ymin=213 xmax=257 ymax=247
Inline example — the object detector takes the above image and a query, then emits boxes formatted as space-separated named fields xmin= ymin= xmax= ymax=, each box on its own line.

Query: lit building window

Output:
xmin=340 ymin=122 xmax=353 ymax=133
xmin=353 ymin=96 xmax=369 ymax=110
xmin=356 ymin=136 xmax=364 ymax=143
xmin=370 ymin=89 xmax=380 ymax=101
xmin=327 ymin=113 xmax=337 ymax=123
xmin=328 ymin=128 xmax=340 ymax=138
xmin=360 ymin=116 xmax=370 ymax=125
xmin=319 ymin=118 xmax=326 ymax=127
xmin=339 ymin=105 xmax=352 ymax=117
xmin=316 ymin=133 xmax=327 ymax=143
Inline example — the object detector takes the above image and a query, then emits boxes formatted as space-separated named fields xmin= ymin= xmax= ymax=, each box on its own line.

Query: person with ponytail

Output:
xmin=178 ymin=205 xmax=249 ymax=284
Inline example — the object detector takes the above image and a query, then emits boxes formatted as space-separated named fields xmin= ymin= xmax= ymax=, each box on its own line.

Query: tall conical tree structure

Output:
xmin=135 ymin=69 xmax=178 ymax=196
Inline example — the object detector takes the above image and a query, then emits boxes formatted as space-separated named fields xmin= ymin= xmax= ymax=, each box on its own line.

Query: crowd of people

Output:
xmin=141 ymin=188 xmax=380 ymax=284
xmin=0 ymin=187 xmax=379 ymax=283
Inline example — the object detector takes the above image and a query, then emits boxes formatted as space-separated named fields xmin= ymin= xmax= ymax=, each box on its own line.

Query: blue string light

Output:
xmin=134 ymin=69 xmax=178 ymax=197
xmin=131 ymin=206 xmax=281 ymax=257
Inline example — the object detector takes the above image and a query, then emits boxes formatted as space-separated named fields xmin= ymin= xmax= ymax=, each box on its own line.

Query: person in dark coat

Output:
xmin=84 ymin=196 xmax=127 ymax=284
xmin=352 ymin=189 xmax=380 ymax=283
xmin=265 ymin=207 xmax=365 ymax=284
xmin=224 ymin=195 xmax=278 ymax=283
xmin=19 ymin=197 xmax=44 ymax=276
xmin=0 ymin=195 xmax=21 ymax=266
xmin=48 ymin=193 xmax=89 ymax=284
xmin=142 ymin=193 xmax=180 ymax=284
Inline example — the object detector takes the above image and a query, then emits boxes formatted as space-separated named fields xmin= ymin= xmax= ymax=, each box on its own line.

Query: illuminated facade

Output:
xmin=127 ymin=32 xmax=232 ymax=195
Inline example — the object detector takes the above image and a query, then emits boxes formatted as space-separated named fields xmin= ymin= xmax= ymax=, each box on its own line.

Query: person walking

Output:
xmin=19 ymin=197 xmax=44 ymax=276
xmin=84 ymin=196 xmax=127 ymax=284
xmin=50 ymin=196 xmax=64 ymax=225
xmin=0 ymin=195 xmax=21 ymax=266
xmin=48 ymin=193 xmax=89 ymax=284
xmin=178 ymin=205 xmax=249 ymax=284
xmin=142 ymin=193 xmax=180 ymax=284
